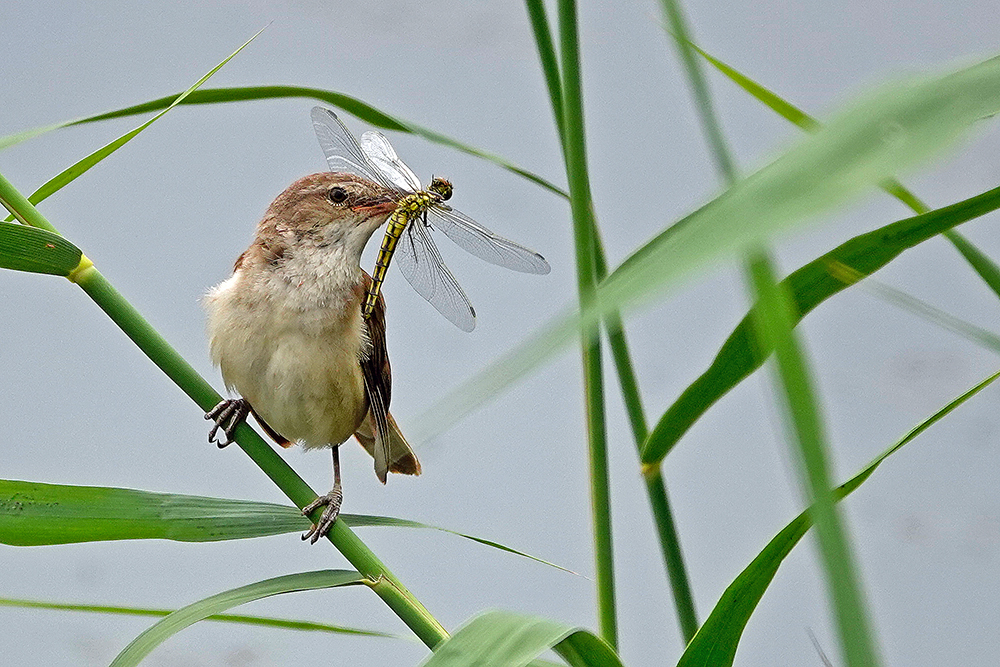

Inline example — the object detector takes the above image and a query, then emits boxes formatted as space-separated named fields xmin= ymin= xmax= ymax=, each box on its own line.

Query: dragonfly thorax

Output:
xmin=399 ymin=190 xmax=444 ymax=215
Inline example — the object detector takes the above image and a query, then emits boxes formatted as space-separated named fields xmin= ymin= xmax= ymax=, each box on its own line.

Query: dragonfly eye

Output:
xmin=328 ymin=186 xmax=349 ymax=204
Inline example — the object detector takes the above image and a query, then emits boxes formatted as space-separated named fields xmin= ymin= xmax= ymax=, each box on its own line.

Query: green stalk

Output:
xmin=526 ymin=0 xmax=565 ymax=142
xmin=748 ymin=251 xmax=881 ymax=667
xmin=659 ymin=0 xmax=738 ymax=184
xmin=557 ymin=0 xmax=617 ymax=647
xmin=0 ymin=171 xmax=448 ymax=650
xmin=533 ymin=0 xmax=695 ymax=642
xmin=594 ymin=238 xmax=699 ymax=642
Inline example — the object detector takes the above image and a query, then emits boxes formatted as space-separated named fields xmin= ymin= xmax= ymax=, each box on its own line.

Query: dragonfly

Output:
xmin=310 ymin=106 xmax=551 ymax=332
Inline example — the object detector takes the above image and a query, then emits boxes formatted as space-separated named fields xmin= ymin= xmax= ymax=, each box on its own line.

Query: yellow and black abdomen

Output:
xmin=362 ymin=190 xmax=440 ymax=320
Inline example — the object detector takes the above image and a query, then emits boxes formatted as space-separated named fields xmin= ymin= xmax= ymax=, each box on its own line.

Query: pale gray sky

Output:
xmin=3 ymin=1 xmax=1000 ymax=666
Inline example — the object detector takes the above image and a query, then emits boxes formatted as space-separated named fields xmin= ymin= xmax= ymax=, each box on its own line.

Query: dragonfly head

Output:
xmin=429 ymin=176 xmax=453 ymax=202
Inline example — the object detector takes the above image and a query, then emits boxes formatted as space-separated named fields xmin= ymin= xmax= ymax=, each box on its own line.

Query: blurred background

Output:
xmin=2 ymin=1 xmax=1000 ymax=665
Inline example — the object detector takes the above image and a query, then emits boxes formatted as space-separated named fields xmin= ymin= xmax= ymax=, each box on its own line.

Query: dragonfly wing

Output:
xmin=360 ymin=131 xmax=421 ymax=193
xmin=310 ymin=107 xmax=401 ymax=192
xmin=427 ymin=205 xmax=551 ymax=274
xmin=394 ymin=216 xmax=476 ymax=332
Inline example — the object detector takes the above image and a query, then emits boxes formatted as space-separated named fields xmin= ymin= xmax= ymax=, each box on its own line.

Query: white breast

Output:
xmin=203 ymin=257 xmax=371 ymax=450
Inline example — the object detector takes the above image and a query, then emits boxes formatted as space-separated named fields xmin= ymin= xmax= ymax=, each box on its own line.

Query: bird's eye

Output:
xmin=328 ymin=186 xmax=349 ymax=204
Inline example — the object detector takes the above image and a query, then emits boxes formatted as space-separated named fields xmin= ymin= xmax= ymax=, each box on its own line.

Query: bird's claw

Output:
xmin=301 ymin=487 xmax=343 ymax=544
xmin=205 ymin=398 xmax=250 ymax=448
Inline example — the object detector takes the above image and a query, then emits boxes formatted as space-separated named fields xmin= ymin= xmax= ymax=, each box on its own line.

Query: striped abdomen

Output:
xmin=362 ymin=191 xmax=439 ymax=320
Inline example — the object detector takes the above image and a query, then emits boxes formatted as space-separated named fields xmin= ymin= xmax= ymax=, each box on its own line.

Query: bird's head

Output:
xmin=257 ymin=172 xmax=397 ymax=262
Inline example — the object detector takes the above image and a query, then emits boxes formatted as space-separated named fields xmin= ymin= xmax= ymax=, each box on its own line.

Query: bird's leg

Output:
xmin=205 ymin=398 xmax=250 ymax=448
xmin=302 ymin=446 xmax=343 ymax=544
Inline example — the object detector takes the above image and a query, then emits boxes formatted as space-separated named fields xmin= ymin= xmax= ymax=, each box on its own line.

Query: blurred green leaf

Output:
xmin=419 ymin=610 xmax=624 ymax=667
xmin=415 ymin=57 xmax=1000 ymax=445
xmin=861 ymin=278 xmax=1000 ymax=352
xmin=0 ymin=86 xmax=567 ymax=199
xmin=0 ymin=480 xmax=572 ymax=572
xmin=688 ymin=39 xmax=1000 ymax=304
xmin=0 ymin=596 xmax=397 ymax=639
xmin=677 ymin=367 xmax=1000 ymax=667
xmin=0 ymin=221 xmax=81 ymax=275
xmin=600 ymin=56 xmax=1000 ymax=321
xmin=642 ymin=182 xmax=1000 ymax=464
xmin=110 ymin=570 xmax=367 ymax=667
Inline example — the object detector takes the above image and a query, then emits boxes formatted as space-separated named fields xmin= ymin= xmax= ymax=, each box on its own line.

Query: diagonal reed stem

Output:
xmin=0 ymin=170 xmax=448 ymax=650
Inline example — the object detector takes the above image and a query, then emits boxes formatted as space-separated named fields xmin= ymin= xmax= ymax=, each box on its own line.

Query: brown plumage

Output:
xmin=203 ymin=172 xmax=420 ymax=543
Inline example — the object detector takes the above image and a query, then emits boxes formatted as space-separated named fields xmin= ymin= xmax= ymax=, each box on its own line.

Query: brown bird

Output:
xmin=203 ymin=172 xmax=420 ymax=543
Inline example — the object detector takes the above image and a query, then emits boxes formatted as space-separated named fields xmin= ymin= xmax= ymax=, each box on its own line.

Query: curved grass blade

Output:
xmin=676 ymin=366 xmax=1000 ymax=667
xmin=0 ymin=221 xmax=81 ymax=275
xmin=0 ymin=480 xmax=572 ymax=572
xmin=0 ymin=121 xmax=75 ymax=153
xmin=346 ymin=513 xmax=577 ymax=575
xmin=0 ymin=480 xmax=308 ymax=544
xmin=419 ymin=610 xmax=624 ymax=667
xmin=0 ymin=86 xmax=567 ymax=199
xmin=0 ymin=596 xmax=397 ymax=639
xmin=684 ymin=40 xmax=822 ymax=132
xmin=2 ymin=28 xmax=264 ymax=223
xmin=415 ymin=57 xmax=1000 ymax=446
xmin=641 ymin=183 xmax=1000 ymax=465
xmin=110 ymin=570 xmax=368 ymax=667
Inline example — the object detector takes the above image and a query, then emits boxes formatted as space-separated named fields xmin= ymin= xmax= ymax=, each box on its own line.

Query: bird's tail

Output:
xmin=354 ymin=411 xmax=421 ymax=481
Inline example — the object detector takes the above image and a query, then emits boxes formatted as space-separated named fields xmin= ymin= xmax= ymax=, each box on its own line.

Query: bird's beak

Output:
xmin=353 ymin=197 xmax=397 ymax=216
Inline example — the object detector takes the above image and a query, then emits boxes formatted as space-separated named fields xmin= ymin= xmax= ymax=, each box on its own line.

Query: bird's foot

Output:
xmin=301 ymin=487 xmax=343 ymax=544
xmin=205 ymin=398 xmax=250 ymax=448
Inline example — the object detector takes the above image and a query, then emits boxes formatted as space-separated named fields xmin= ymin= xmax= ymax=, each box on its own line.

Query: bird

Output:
xmin=202 ymin=171 xmax=420 ymax=543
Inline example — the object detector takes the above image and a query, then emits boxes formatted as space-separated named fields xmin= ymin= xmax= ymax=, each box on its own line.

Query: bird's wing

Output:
xmin=357 ymin=273 xmax=392 ymax=483
xmin=354 ymin=273 xmax=420 ymax=478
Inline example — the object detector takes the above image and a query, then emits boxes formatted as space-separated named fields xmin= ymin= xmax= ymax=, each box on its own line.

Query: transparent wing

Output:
xmin=310 ymin=107 xmax=402 ymax=193
xmin=394 ymin=216 xmax=477 ymax=332
xmin=360 ymin=131 xmax=421 ymax=193
xmin=426 ymin=205 xmax=551 ymax=274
